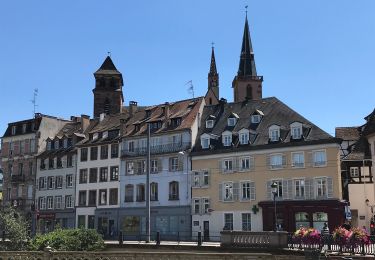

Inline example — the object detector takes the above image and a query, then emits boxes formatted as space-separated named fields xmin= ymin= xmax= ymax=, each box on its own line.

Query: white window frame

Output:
xmin=242 ymin=213 xmax=252 ymax=231
xmin=239 ymin=132 xmax=249 ymax=145
xmin=193 ymin=198 xmax=200 ymax=214
xmin=294 ymin=179 xmax=305 ymax=198
xmin=228 ymin=118 xmax=236 ymax=127
xmin=47 ymin=196 xmax=54 ymax=209
xmin=66 ymin=175 xmax=73 ymax=188
xmin=222 ymin=133 xmax=232 ymax=147
xmin=224 ymin=213 xmax=234 ymax=230
xmin=315 ymin=177 xmax=327 ymax=197
xmin=251 ymin=115 xmax=261 ymax=124
xmin=269 ymin=125 xmax=280 ymax=142
xmin=203 ymin=198 xmax=210 ymax=214
xmin=127 ymin=162 xmax=134 ymax=175
xmin=240 ymin=181 xmax=255 ymax=201
xmin=313 ymin=150 xmax=327 ymax=167
xmin=201 ymin=137 xmax=210 ymax=149
xmin=223 ymin=182 xmax=233 ymax=202
xmin=22 ymin=124 xmax=27 ymax=133
xmin=151 ymin=159 xmax=158 ymax=173
xmin=270 ymin=179 xmax=283 ymax=198
xmin=55 ymin=176 xmax=63 ymax=189
xmin=240 ymin=156 xmax=251 ymax=171
xmin=269 ymin=154 xmax=284 ymax=170
xmin=11 ymin=126 xmax=16 ymax=135
xmin=222 ymin=159 xmax=233 ymax=173
xmin=202 ymin=171 xmax=209 ymax=186
xmin=39 ymin=197 xmax=46 ymax=210
xmin=65 ymin=195 xmax=73 ymax=208
xmin=54 ymin=140 xmax=59 ymax=150
xmin=350 ymin=167 xmax=359 ymax=177
xmin=291 ymin=152 xmax=305 ymax=168
xmin=170 ymin=157 xmax=179 ymax=171
xmin=55 ymin=196 xmax=63 ymax=209
xmin=128 ymin=141 xmax=134 ymax=152
xmin=290 ymin=122 xmax=303 ymax=139
xmin=206 ymin=120 xmax=214 ymax=128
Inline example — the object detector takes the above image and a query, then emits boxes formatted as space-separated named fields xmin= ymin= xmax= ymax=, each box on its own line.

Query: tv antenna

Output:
xmin=31 ymin=88 xmax=39 ymax=116
xmin=185 ymin=80 xmax=194 ymax=99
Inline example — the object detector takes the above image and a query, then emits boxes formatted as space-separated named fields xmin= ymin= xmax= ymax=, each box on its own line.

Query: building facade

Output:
xmin=1 ymin=114 xmax=68 ymax=233
xmin=35 ymin=115 xmax=89 ymax=233
xmin=120 ymin=98 xmax=204 ymax=240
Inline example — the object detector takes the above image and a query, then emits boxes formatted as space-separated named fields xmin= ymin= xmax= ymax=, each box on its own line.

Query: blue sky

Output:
xmin=1 ymin=1 xmax=374 ymax=137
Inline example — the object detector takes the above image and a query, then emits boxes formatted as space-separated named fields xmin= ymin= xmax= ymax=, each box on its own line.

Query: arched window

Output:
xmin=104 ymin=98 xmax=110 ymax=114
xmin=246 ymin=85 xmax=252 ymax=99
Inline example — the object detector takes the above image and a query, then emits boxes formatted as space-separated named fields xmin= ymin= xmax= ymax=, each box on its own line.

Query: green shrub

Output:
xmin=28 ymin=228 xmax=105 ymax=251
xmin=0 ymin=207 xmax=29 ymax=251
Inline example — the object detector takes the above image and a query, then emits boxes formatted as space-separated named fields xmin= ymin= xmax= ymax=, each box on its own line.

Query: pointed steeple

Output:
xmin=209 ymin=47 xmax=217 ymax=76
xmin=95 ymin=56 xmax=121 ymax=74
xmin=205 ymin=45 xmax=220 ymax=105
xmin=237 ymin=15 xmax=257 ymax=77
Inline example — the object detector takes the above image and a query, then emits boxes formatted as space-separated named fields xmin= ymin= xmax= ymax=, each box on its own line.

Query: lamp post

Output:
xmin=271 ymin=182 xmax=278 ymax=232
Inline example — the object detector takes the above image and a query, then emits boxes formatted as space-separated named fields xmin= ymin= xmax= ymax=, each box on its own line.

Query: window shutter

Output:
xmin=219 ymin=183 xmax=223 ymax=201
xmin=327 ymin=177 xmax=333 ymax=198
xmin=250 ymin=156 xmax=255 ymax=171
xmin=52 ymin=177 xmax=55 ymax=189
xmin=234 ymin=157 xmax=239 ymax=172
xmin=72 ymin=155 xmax=76 ymax=167
xmin=43 ymin=178 xmax=47 ymax=190
xmin=266 ymin=155 xmax=271 ymax=169
xmin=62 ymin=196 xmax=65 ymax=209
xmin=233 ymin=182 xmax=240 ymax=201
xmin=305 ymin=178 xmax=314 ymax=199
xmin=282 ymin=154 xmax=287 ymax=168
xmin=191 ymin=200 xmax=196 ymax=214
xmin=178 ymin=157 xmax=183 ymax=171
xmin=266 ymin=181 xmax=271 ymax=200
xmin=158 ymin=159 xmax=163 ymax=172
xmin=307 ymin=151 xmax=313 ymax=167
xmin=250 ymin=182 xmax=256 ymax=200
xmin=219 ymin=159 xmax=223 ymax=173
xmin=62 ymin=156 xmax=67 ymax=168
xmin=287 ymin=179 xmax=293 ymax=199
xmin=282 ymin=180 xmax=288 ymax=199
xmin=200 ymin=198 xmax=204 ymax=215
xmin=168 ymin=158 xmax=172 ymax=172
xmin=198 ymin=172 xmax=203 ymax=187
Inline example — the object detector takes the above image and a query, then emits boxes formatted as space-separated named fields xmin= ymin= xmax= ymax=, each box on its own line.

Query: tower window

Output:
xmin=104 ymin=99 xmax=110 ymax=114
xmin=246 ymin=85 xmax=252 ymax=99
xmin=209 ymin=98 xmax=212 ymax=105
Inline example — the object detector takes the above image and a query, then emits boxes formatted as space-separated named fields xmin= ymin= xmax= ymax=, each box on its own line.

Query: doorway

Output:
xmin=203 ymin=221 xmax=209 ymax=241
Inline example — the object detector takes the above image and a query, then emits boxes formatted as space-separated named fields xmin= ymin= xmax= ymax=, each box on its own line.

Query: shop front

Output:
xmin=259 ymin=200 xmax=347 ymax=232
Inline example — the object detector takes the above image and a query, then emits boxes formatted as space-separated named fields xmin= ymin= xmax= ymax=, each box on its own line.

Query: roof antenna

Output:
xmin=31 ymin=88 xmax=38 ymax=117
xmin=107 ymin=51 xmax=111 ymax=57
xmin=185 ymin=80 xmax=194 ymax=99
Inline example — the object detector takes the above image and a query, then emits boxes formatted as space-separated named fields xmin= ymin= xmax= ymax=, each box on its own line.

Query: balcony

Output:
xmin=121 ymin=142 xmax=191 ymax=157
xmin=11 ymin=175 xmax=25 ymax=183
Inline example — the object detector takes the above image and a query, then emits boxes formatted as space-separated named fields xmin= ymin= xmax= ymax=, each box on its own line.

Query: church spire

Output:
xmin=209 ymin=46 xmax=217 ymax=76
xmin=205 ymin=45 xmax=220 ymax=105
xmin=237 ymin=15 xmax=257 ymax=77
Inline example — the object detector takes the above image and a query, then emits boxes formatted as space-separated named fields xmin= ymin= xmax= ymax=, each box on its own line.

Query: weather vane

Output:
xmin=245 ymin=5 xmax=248 ymax=16
xmin=107 ymin=51 xmax=111 ymax=57
xmin=211 ymin=42 xmax=215 ymax=49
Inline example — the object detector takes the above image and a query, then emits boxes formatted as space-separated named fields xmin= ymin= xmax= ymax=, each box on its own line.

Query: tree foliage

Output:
xmin=29 ymin=228 xmax=105 ymax=251
xmin=0 ymin=207 xmax=29 ymax=251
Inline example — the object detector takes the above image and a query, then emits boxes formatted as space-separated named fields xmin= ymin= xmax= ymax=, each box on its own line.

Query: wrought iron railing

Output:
xmin=121 ymin=142 xmax=191 ymax=157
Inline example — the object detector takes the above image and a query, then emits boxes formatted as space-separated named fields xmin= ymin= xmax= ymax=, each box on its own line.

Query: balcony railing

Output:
xmin=121 ymin=142 xmax=191 ymax=157
xmin=11 ymin=175 xmax=25 ymax=183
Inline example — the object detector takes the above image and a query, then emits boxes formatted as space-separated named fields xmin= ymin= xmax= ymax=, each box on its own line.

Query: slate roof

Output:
xmin=363 ymin=108 xmax=375 ymax=137
xmin=335 ymin=127 xmax=361 ymax=141
xmin=192 ymin=97 xmax=340 ymax=155
xmin=94 ymin=56 xmax=122 ymax=75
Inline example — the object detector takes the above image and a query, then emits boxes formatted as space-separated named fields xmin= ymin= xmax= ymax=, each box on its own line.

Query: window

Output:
xmin=55 ymin=196 xmax=63 ymax=209
xmin=251 ymin=115 xmax=261 ymax=124
xmin=57 ymin=157 xmax=62 ymax=168
xmin=63 ymin=138 xmax=68 ymax=148
xmin=203 ymin=198 xmax=210 ymax=214
xmin=55 ymin=140 xmax=59 ymax=150
xmin=40 ymin=159 xmax=46 ymax=170
xmin=241 ymin=181 xmax=255 ymax=201
xmin=90 ymin=147 xmax=98 ymax=160
xmin=269 ymin=125 xmax=280 ymax=142
xmin=294 ymin=179 xmax=305 ymax=198
xmin=48 ymin=158 xmax=54 ymax=169
xmin=313 ymin=150 xmax=327 ymax=167
xmin=246 ymin=85 xmax=252 ymax=99
xmin=67 ymin=154 xmax=73 ymax=167
xmin=193 ymin=172 xmax=200 ymax=187
xmin=239 ymin=132 xmax=249 ymax=145
xmin=228 ymin=118 xmax=236 ymax=126
xmin=47 ymin=176 xmax=55 ymax=190
xmin=30 ymin=139 xmax=35 ymax=153
xmin=88 ymin=216 xmax=95 ymax=229
xmin=27 ymin=185 xmax=32 ymax=199
xmin=39 ymin=197 xmax=46 ymax=210
xmin=291 ymin=124 xmax=302 ymax=139
xmin=11 ymin=125 xmax=16 ymax=135
xmin=89 ymin=168 xmax=98 ymax=183
xmin=136 ymin=184 xmax=145 ymax=202
xmin=55 ymin=176 xmax=63 ymax=189
xmin=169 ymin=181 xmax=179 ymax=200
xmin=291 ymin=152 xmax=304 ymax=168
xmin=109 ymin=188 xmax=118 ymax=205
xmin=78 ymin=191 xmax=87 ymax=206
xmin=171 ymin=118 xmax=181 ymax=127
xmin=313 ymin=212 xmax=328 ymax=231
xmin=224 ymin=213 xmax=233 ymax=230
xmin=201 ymin=137 xmax=210 ymax=149
xmin=150 ymin=182 xmax=158 ymax=201
xmin=111 ymin=144 xmax=119 ymax=158
xmin=270 ymin=180 xmax=283 ymax=198
xmin=242 ymin=213 xmax=251 ymax=231
xmin=47 ymin=196 xmax=54 ymax=209
xmin=193 ymin=198 xmax=200 ymax=214
xmin=18 ymin=163 xmax=23 ymax=175
xmin=81 ymin=148 xmax=88 ymax=161
xmin=136 ymin=160 xmax=146 ymax=175
xmin=269 ymin=154 xmax=285 ymax=169
xmin=222 ymin=134 xmax=232 ymax=147
xmin=206 ymin=120 xmax=214 ymax=128
xmin=100 ymin=145 xmax=108 ymax=159
xmin=79 ymin=169 xmax=88 ymax=184
xmin=128 ymin=141 xmax=134 ymax=152
xmin=125 ymin=184 xmax=134 ymax=202
xmin=295 ymin=212 xmax=309 ymax=229
xmin=66 ymin=174 xmax=73 ymax=188
xmin=223 ymin=182 xmax=233 ymax=201
xmin=203 ymin=171 xmax=209 ymax=186
xmin=65 ymin=195 xmax=73 ymax=208
xmin=18 ymin=184 xmax=23 ymax=197
xmin=22 ymin=124 xmax=27 ymax=133
xmin=110 ymin=166 xmax=119 ymax=181
xmin=99 ymin=189 xmax=107 ymax=205
xmin=240 ymin=157 xmax=254 ymax=171
xmin=222 ymin=159 xmax=233 ymax=173
xmin=28 ymin=161 xmax=33 ymax=175
xmin=77 ymin=215 xmax=86 ymax=228
xmin=151 ymin=160 xmax=158 ymax=173
xmin=8 ymin=163 xmax=13 ymax=175
xmin=39 ymin=177 xmax=46 ymax=190
xmin=316 ymin=178 xmax=327 ymax=197
xmin=169 ymin=157 xmax=179 ymax=171
xmin=89 ymin=190 xmax=96 ymax=206
xmin=350 ymin=167 xmax=359 ymax=177
xmin=20 ymin=141 xmax=25 ymax=154
xmin=100 ymin=167 xmax=108 ymax=182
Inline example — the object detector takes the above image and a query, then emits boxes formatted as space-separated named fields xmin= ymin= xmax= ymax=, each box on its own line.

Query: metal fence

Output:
xmin=287 ymin=232 xmax=375 ymax=256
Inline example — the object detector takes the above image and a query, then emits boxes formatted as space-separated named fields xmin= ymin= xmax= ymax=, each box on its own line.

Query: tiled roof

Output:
xmin=335 ymin=127 xmax=360 ymax=140
xmin=192 ymin=97 xmax=339 ymax=154
xmin=363 ymin=108 xmax=375 ymax=136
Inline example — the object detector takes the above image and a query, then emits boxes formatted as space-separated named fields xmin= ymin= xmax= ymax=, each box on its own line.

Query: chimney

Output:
xmin=81 ymin=114 xmax=90 ymax=131
xmin=129 ymin=101 xmax=138 ymax=116
xmin=70 ymin=116 xmax=78 ymax=122
xmin=99 ymin=113 xmax=105 ymax=122
xmin=164 ymin=102 xmax=170 ymax=125
xmin=120 ymin=118 xmax=127 ymax=137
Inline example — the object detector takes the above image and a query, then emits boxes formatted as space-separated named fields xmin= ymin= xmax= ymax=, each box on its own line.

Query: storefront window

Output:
xmin=122 ymin=216 xmax=140 ymax=234
xmin=313 ymin=212 xmax=328 ymax=231
xmin=295 ymin=212 xmax=310 ymax=229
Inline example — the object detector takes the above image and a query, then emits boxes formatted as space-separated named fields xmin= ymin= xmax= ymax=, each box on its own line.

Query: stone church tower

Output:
xmin=93 ymin=56 xmax=124 ymax=118
xmin=205 ymin=47 xmax=220 ymax=105
xmin=232 ymin=15 xmax=263 ymax=102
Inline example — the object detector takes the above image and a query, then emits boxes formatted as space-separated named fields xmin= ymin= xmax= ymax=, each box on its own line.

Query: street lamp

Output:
xmin=271 ymin=182 xmax=278 ymax=232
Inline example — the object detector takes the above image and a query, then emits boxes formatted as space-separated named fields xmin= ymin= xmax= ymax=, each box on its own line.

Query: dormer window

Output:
xmin=145 ymin=110 xmax=151 ymax=118
xmin=11 ymin=126 xmax=16 ymax=135
xmin=269 ymin=125 xmax=280 ymax=142
xmin=93 ymin=133 xmax=99 ymax=140
xmin=22 ymin=124 xmax=27 ymax=133
xmin=54 ymin=140 xmax=59 ymax=149
xmin=63 ymin=139 xmax=68 ymax=148
xmin=171 ymin=118 xmax=181 ymax=127
xmin=206 ymin=120 xmax=214 ymax=128
xmin=47 ymin=141 xmax=52 ymax=150
xmin=228 ymin=118 xmax=236 ymax=127
xmin=103 ymin=131 xmax=108 ymax=139
xmin=290 ymin=122 xmax=303 ymax=139
xmin=240 ymin=132 xmax=249 ymax=145
xmin=251 ymin=115 xmax=261 ymax=124
xmin=201 ymin=137 xmax=210 ymax=149
xmin=150 ymin=121 xmax=162 ymax=130
xmin=222 ymin=131 xmax=232 ymax=147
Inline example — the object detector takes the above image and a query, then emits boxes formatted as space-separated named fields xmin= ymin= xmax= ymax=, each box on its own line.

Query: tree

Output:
xmin=0 ymin=206 xmax=29 ymax=251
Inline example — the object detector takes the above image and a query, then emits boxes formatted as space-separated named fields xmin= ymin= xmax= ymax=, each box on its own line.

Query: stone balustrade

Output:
xmin=221 ymin=231 xmax=289 ymax=248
